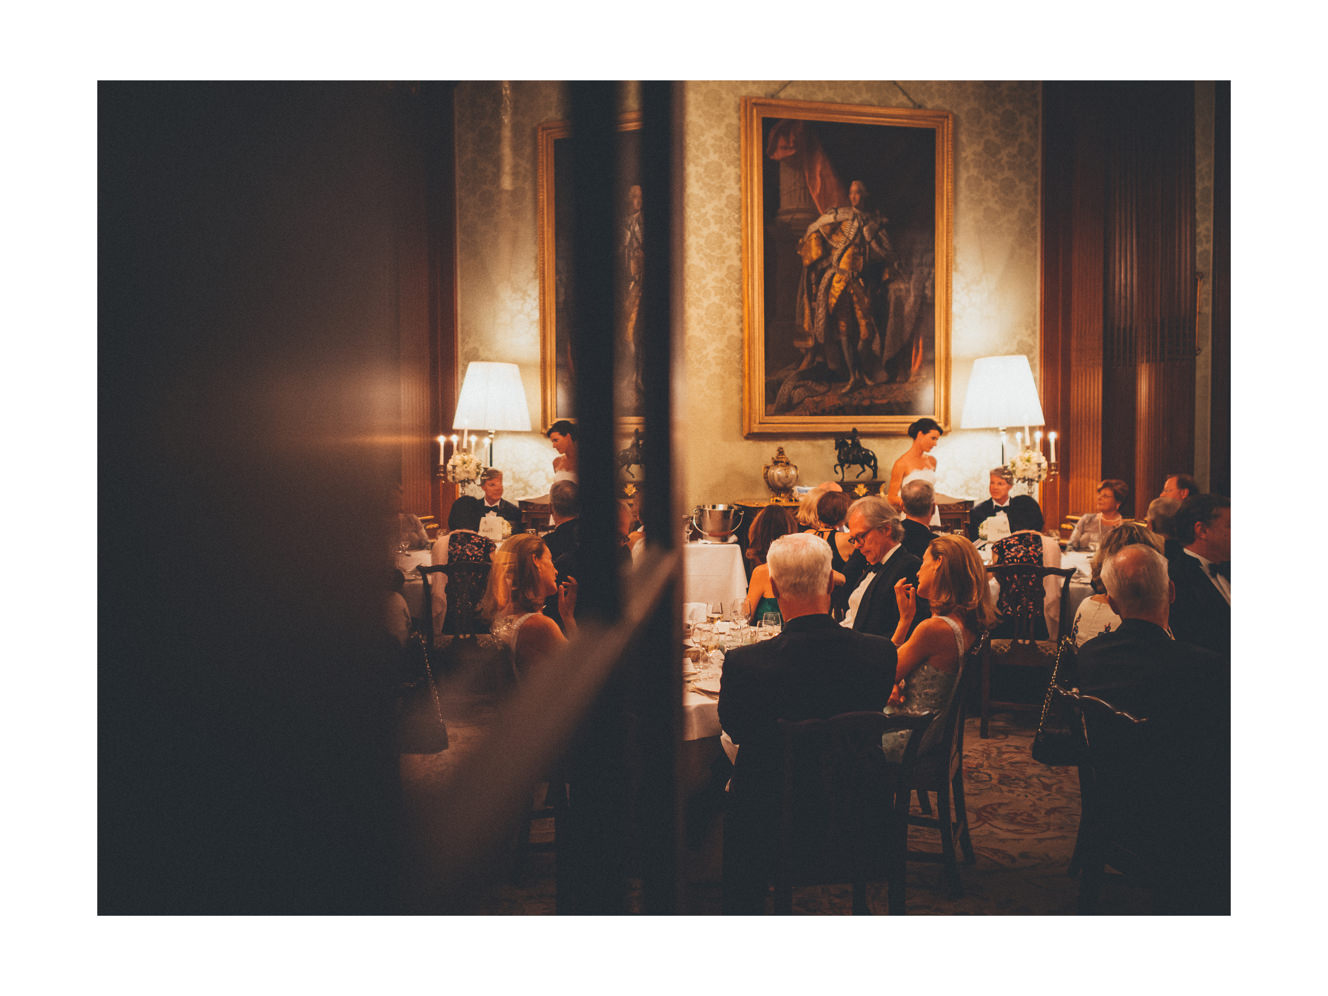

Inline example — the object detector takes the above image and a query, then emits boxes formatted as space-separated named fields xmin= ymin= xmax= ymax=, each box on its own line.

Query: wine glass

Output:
xmin=758 ymin=613 xmax=781 ymax=640
xmin=707 ymin=601 xmax=724 ymax=623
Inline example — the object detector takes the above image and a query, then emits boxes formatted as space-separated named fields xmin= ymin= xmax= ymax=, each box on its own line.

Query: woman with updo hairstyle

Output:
xmin=483 ymin=532 xmax=577 ymax=680
xmin=743 ymin=504 xmax=797 ymax=622
xmin=881 ymin=533 xmax=996 ymax=760
xmin=1069 ymin=521 xmax=1163 ymax=646
xmin=1067 ymin=478 xmax=1130 ymax=551
xmin=813 ymin=489 xmax=861 ymax=618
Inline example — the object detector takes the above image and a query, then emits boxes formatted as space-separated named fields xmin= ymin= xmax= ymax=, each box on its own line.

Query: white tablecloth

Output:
xmin=683 ymin=687 xmax=721 ymax=741
xmin=682 ymin=541 xmax=748 ymax=607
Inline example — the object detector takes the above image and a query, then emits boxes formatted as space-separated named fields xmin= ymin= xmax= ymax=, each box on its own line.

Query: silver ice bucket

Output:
xmin=691 ymin=504 xmax=744 ymax=542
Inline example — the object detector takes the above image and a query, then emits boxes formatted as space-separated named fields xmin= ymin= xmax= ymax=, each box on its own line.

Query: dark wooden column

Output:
xmin=1042 ymin=82 xmax=1199 ymax=527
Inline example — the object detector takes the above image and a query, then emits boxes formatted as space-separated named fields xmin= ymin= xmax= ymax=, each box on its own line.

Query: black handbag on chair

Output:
xmin=1030 ymin=637 xmax=1082 ymax=766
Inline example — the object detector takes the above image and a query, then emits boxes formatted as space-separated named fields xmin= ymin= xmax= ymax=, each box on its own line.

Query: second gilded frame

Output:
xmin=538 ymin=112 xmax=644 ymax=428
xmin=741 ymin=97 xmax=953 ymax=435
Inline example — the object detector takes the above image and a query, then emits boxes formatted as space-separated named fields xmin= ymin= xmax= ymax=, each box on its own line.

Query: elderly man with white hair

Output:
xmin=717 ymin=531 xmax=897 ymax=913
xmin=1074 ymin=543 xmax=1229 ymax=913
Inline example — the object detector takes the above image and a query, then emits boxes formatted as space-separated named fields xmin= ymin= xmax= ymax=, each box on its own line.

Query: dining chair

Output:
xmin=414 ymin=564 xmax=449 ymax=648
xmin=1061 ymin=685 xmax=1228 ymax=914
xmin=980 ymin=561 xmax=1075 ymax=737
xmin=442 ymin=530 xmax=496 ymax=638
xmin=773 ymin=710 xmax=935 ymax=915
xmin=1051 ymin=686 xmax=1158 ymax=913
xmin=900 ymin=631 xmax=987 ymax=898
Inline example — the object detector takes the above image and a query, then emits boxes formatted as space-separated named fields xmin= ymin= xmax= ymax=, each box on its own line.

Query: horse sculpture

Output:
xmin=617 ymin=428 xmax=644 ymax=479
xmin=833 ymin=429 xmax=877 ymax=481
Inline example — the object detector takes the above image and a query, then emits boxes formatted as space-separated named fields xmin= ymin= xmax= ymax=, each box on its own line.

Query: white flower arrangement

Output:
xmin=446 ymin=451 xmax=485 ymax=485
xmin=1008 ymin=448 xmax=1049 ymax=485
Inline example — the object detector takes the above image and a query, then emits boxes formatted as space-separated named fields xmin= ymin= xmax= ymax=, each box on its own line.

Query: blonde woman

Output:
xmin=883 ymin=534 xmax=996 ymax=760
xmin=795 ymin=481 xmax=841 ymax=530
xmin=1069 ymin=521 xmax=1163 ymax=646
xmin=482 ymin=533 xmax=577 ymax=680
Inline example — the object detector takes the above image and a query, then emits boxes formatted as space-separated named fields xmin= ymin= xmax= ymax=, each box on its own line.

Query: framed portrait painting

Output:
xmin=741 ymin=97 xmax=953 ymax=435
xmin=538 ymin=112 xmax=644 ymax=428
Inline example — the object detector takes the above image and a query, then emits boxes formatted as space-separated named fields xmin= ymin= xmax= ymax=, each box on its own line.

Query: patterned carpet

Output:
xmin=399 ymin=694 xmax=1153 ymax=915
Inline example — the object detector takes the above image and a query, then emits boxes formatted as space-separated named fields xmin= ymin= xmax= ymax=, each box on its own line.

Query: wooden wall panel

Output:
xmin=1043 ymin=82 xmax=1199 ymax=530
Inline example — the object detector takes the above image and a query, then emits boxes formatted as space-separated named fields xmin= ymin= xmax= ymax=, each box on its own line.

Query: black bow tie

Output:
xmin=1210 ymin=561 xmax=1230 ymax=579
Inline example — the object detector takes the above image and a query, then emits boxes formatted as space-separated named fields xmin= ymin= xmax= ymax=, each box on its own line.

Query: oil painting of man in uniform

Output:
xmin=758 ymin=115 xmax=941 ymax=420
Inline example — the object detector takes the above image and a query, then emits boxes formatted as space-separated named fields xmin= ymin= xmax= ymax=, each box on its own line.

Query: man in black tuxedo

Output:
xmin=446 ymin=468 xmax=524 ymax=534
xmin=1076 ymin=543 xmax=1229 ymax=913
xmin=898 ymin=478 xmax=936 ymax=560
xmin=1165 ymin=493 xmax=1230 ymax=657
xmin=968 ymin=465 xmax=1044 ymax=540
xmin=841 ymin=495 xmax=929 ymax=639
xmin=1158 ymin=471 xmax=1199 ymax=504
xmin=718 ymin=532 xmax=896 ymax=913
xmin=543 ymin=480 xmax=580 ymax=563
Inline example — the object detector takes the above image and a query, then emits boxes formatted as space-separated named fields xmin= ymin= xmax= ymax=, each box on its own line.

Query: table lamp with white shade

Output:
xmin=451 ymin=361 xmax=532 ymax=467
xmin=959 ymin=354 xmax=1050 ymax=467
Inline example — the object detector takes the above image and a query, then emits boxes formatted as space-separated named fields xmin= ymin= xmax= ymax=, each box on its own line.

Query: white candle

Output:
xmin=1034 ymin=430 xmax=1043 ymax=453
xmin=1049 ymin=432 xmax=1058 ymax=463
xmin=1016 ymin=431 xmax=1023 ymax=450
xmin=437 ymin=435 xmax=447 ymax=467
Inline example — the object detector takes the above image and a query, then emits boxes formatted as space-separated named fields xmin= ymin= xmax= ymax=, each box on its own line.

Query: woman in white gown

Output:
xmin=886 ymin=417 xmax=943 ymax=525
xmin=546 ymin=419 xmax=578 ymax=482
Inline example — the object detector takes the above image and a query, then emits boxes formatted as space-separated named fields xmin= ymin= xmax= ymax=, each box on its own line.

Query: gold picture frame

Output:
xmin=537 ymin=111 xmax=644 ymax=429
xmin=741 ymin=97 xmax=953 ymax=436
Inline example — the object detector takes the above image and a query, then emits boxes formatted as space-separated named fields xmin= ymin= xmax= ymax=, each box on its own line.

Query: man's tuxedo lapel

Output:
xmin=855 ymin=568 xmax=884 ymax=629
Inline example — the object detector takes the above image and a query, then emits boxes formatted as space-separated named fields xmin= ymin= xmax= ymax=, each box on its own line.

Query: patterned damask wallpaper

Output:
xmin=454 ymin=81 xmax=1041 ymax=506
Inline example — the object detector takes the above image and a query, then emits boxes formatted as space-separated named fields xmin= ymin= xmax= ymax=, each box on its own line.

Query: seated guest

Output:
xmin=543 ymin=480 xmax=580 ymax=563
xmin=812 ymin=490 xmax=863 ymax=620
xmin=541 ymin=480 xmax=580 ymax=628
xmin=385 ymin=481 xmax=430 ymax=551
xmin=1159 ymin=471 xmax=1198 ymax=504
xmin=882 ymin=534 xmax=995 ymax=760
xmin=1070 ymin=521 xmax=1163 ymax=646
xmin=481 ymin=533 xmax=577 ymax=680
xmin=795 ymin=481 xmax=841 ymax=530
xmin=718 ymin=532 xmax=896 ymax=913
xmin=1067 ymin=478 xmax=1130 ymax=551
xmin=384 ymin=568 xmax=412 ymax=649
xmin=744 ymin=505 xmax=797 ymax=623
xmin=447 ymin=468 xmax=524 ymax=535
xmin=898 ymin=478 xmax=937 ymax=560
xmin=1145 ymin=496 xmax=1184 ymax=559
xmin=841 ymin=495 xmax=929 ymax=639
xmin=968 ymin=466 xmax=1044 ymax=540
xmin=1076 ymin=544 xmax=1229 ymax=913
xmin=626 ymin=486 xmax=647 ymax=563
xmin=1166 ymin=493 xmax=1230 ymax=657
